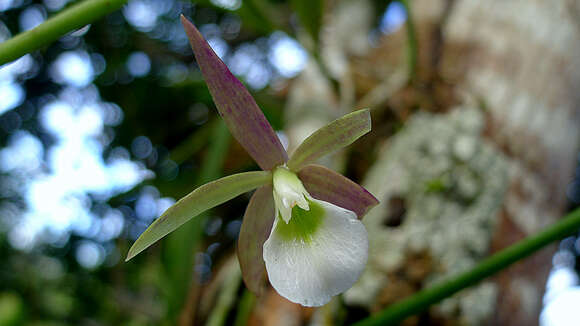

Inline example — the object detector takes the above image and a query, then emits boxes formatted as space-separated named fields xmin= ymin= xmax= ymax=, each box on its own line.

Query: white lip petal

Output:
xmin=263 ymin=198 xmax=369 ymax=307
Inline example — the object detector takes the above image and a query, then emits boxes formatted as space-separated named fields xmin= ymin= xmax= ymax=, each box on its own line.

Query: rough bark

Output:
xmin=272 ymin=0 xmax=580 ymax=325
xmin=348 ymin=0 xmax=580 ymax=325
xmin=440 ymin=1 xmax=580 ymax=325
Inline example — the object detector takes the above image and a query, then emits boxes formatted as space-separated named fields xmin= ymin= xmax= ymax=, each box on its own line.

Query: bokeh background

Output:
xmin=0 ymin=0 xmax=580 ymax=325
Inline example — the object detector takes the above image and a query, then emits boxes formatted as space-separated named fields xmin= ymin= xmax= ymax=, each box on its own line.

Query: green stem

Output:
xmin=400 ymin=0 xmax=418 ymax=81
xmin=165 ymin=120 xmax=231 ymax=321
xmin=354 ymin=207 xmax=580 ymax=326
xmin=0 ymin=0 xmax=128 ymax=66
xmin=206 ymin=259 xmax=242 ymax=326
xmin=233 ymin=290 xmax=256 ymax=326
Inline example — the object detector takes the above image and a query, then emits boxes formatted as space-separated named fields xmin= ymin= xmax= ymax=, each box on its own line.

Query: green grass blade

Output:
xmin=163 ymin=119 xmax=231 ymax=320
xmin=290 ymin=0 xmax=323 ymax=43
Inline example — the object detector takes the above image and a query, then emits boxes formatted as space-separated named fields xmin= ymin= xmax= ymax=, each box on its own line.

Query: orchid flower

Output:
xmin=125 ymin=15 xmax=379 ymax=307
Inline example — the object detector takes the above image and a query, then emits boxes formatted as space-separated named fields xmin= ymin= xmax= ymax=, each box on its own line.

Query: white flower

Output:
xmin=129 ymin=20 xmax=379 ymax=306
xmin=263 ymin=166 xmax=369 ymax=307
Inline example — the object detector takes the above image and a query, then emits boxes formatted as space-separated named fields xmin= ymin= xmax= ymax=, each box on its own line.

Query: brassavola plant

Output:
xmin=126 ymin=15 xmax=379 ymax=307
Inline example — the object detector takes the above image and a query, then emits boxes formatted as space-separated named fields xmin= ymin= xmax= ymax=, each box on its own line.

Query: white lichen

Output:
xmin=345 ymin=107 xmax=508 ymax=324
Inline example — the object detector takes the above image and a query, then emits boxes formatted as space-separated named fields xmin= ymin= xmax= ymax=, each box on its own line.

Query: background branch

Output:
xmin=0 ymin=0 xmax=128 ymax=65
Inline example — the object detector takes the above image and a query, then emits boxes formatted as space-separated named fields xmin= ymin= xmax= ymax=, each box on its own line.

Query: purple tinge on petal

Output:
xmin=287 ymin=109 xmax=371 ymax=172
xmin=181 ymin=15 xmax=287 ymax=171
xmin=237 ymin=185 xmax=275 ymax=295
xmin=298 ymin=164 xmax=379 ymax=219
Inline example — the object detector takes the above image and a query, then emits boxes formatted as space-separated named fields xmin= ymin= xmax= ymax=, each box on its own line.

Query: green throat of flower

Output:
xmin=275 ymin=200 xmax=325 ymax=243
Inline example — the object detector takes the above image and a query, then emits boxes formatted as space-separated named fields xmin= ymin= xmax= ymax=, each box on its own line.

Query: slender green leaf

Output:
xmin=233 ymin=290 xmax=257 ymax=326
xmin=206 ymin=258 xmax=242 ymax=326
xmin=237 ymin=185 xmax=275 ymax=295
xmin=401 ymin=0 xmax=418 ymax=81
xmin=298 ymin=164 xmax=378 ymax=218
xmin=126 ymin=170 xmax=272 ymax=261
xmin=181 ymin=16 xmax=288 ymax=171
xmin=287 ymin=109 xmax=371 ymax=172
xmin=193 ymin=0 xmax=281 ymax=34
xmin=0 ymin=0 xmax=128 ymax=66
xmin=163 ymin=119 xmax=230 ymax=320
xmin=291 ymin=0 xmax=323 ymax=43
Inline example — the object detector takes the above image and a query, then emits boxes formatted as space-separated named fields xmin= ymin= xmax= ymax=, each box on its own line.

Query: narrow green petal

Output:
xmin=287 ymin=109 xmax=371 ymax=171
xmin=126 ymin=171 xmax=272 ymax=261
xmin=237 ymin=185 xmax=275 ymax=296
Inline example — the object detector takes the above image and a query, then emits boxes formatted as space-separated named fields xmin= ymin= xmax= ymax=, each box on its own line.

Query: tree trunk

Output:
xmin=342 ymin=0 xmax=580 ymax=325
